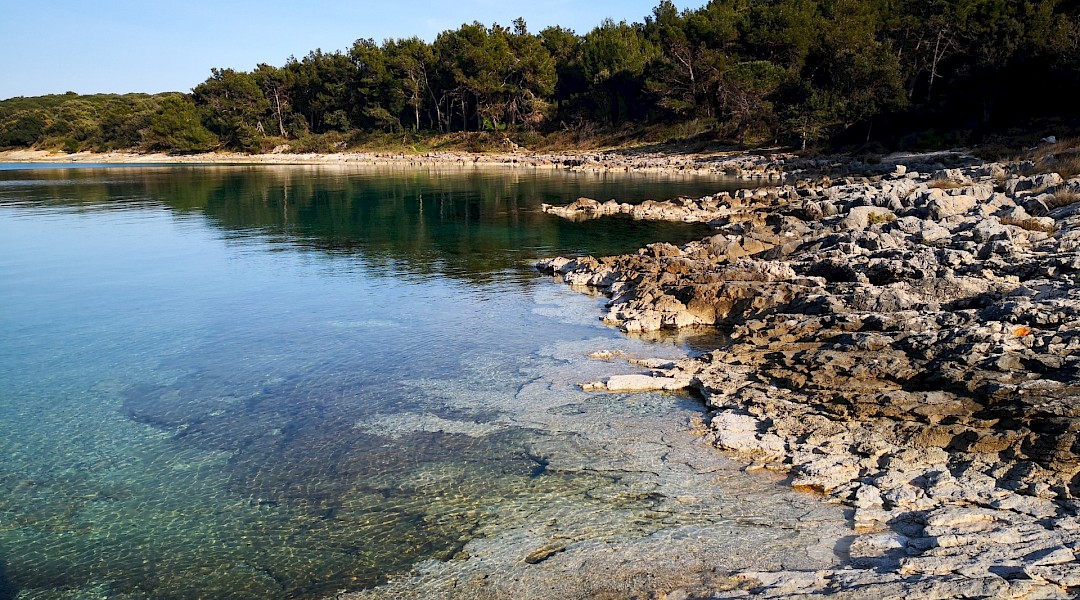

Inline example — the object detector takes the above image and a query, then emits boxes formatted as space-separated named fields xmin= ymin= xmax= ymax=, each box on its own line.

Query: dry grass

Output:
xmin=1051 ymin=154 xmax=1080 ymax=179
xmin=1032 ymin=137 xmax=1080 ymax=178
xmin=867 ymin=212 xmax=896 ymax=225
xmin=929 ymin=178 xmax=965 ymax=189
xmin=1037 ymin=136 xmax=1080 ymax=157
xmin=1047 ymin=190 xmax=1080 ymax=210
xmin=1000 ymin=216 xmax=1056 ymax=233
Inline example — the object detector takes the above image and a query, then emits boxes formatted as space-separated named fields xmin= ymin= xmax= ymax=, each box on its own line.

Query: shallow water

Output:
xmin=0 ymin=165 xmax=846 ymax=599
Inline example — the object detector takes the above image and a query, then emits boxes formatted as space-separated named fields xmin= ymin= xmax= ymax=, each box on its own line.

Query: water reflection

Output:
xmin=0 ymin=165 xmax=736 ymax=282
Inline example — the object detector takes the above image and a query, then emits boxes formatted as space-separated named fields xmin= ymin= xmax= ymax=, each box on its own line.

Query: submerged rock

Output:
xmin=582 ymin=373 xmax=692 ymax=392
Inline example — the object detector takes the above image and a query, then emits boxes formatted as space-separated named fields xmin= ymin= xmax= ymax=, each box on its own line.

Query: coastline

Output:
xmin=538 ymin=154 xmax=1080 ymax=597
xmin=1 ymin=163 xmax=849 ymax=600
xmin=10 ymin=147 xmax=1073 ymax=596
xmin=0 ymin=148 xmax=793 ymax=180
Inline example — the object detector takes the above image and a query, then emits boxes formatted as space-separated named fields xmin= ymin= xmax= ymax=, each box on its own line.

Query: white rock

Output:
xmin=597 ymin=374 xmax=691 ymax=392
xmin=844 ymin=206 xmax=896 ymax=229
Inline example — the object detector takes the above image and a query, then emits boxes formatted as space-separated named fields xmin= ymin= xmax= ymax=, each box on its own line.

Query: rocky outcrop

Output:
xmin=539 ymin=162 xmax=1080 ymax=597
xmin=539 ymin=187 xmax=776 ymax=223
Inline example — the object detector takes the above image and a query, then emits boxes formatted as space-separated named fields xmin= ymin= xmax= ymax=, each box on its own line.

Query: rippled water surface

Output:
xmin=0 ymin=165 xmax=845 ymax=599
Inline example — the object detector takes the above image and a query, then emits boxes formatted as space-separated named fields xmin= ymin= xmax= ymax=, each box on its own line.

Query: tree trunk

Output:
xmin=272 ymin=88 xmax=287 ymax=138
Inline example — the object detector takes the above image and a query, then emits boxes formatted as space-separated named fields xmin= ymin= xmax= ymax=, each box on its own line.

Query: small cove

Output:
xmin=0 ymin=165 xmax=847 ymax=599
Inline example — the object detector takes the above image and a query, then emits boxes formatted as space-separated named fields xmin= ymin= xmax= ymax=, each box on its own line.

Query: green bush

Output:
xmin=142 ymin=95 xmax=218 ymax=153
xmin=0 ymin=111 xmax=46 ymax=148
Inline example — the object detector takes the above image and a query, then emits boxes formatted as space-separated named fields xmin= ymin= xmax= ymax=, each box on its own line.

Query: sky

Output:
xmin=0 ymin=0 xmax=683 ymax=100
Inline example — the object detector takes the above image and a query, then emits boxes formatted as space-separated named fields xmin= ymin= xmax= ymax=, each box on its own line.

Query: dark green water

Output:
xmin=0 ymin=165 xmax=841 ymax=599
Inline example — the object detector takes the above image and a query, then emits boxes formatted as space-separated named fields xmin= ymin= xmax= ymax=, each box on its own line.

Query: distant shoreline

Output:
xmin=0 ymin=148 xmax=792 ymax=180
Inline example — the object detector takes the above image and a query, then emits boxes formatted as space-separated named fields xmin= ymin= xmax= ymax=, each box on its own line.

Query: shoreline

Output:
xmin=11 ymin=147 xmax=1072 ymax=596
xmin=0 ymin=147 xmax=798 ymax=180
xmin=539 ymin=155 xmax=1080 ymax=597
xmin=0 ymin=163 xmax=850 ymax=600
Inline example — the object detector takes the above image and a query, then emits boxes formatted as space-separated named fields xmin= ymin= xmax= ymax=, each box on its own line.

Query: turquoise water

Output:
xmin=0 ymin=165 xmax=842 ymax=599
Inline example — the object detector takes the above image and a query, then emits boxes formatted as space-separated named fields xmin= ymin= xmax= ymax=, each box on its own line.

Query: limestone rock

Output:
xmin=539 ymin=156 xmax=1080 ymax=598
xmin=584 ymin=374 xmax=692 ymax=392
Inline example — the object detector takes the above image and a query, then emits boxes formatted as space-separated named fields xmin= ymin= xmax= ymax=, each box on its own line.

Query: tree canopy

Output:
xmin=4 ymin=1 xmax=1080 ymax=153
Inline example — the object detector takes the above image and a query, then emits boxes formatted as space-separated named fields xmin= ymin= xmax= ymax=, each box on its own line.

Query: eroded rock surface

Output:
xmin=539 ymin=161 xmax=1080 ymax=598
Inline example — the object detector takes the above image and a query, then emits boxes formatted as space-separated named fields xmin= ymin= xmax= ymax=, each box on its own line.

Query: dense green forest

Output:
xmin=3 ymin=0 xmax=1079 ymax=154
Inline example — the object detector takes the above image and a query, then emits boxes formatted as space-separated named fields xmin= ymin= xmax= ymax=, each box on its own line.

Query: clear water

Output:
xmin=0 ymin=165 xmax=845 ymax=599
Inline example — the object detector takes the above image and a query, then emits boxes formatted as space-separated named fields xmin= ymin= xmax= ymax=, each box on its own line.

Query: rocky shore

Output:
xmin=538 ymin=156 xmax=1080 ymax=597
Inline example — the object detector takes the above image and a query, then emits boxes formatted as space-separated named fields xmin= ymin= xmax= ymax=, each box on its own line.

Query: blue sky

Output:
xmin=0 ymin=1 xmax=685 ymax=100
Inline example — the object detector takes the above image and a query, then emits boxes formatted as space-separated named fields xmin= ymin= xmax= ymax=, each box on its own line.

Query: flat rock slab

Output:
xmin=583 ymin=374 xmax=692 ymax=392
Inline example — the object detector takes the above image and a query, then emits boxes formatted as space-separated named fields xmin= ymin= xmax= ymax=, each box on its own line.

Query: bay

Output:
xmin=0 ymin=165 xmax=845 ymax=599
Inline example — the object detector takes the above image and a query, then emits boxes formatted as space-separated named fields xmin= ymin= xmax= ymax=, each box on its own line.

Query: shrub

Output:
xmin=287 ymin=131 xmax=348 ymax=154
xmin=141 ymin=95 xmax=217 ymax=153
xmin=0 ymin=111 xmax=46 ymax=147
